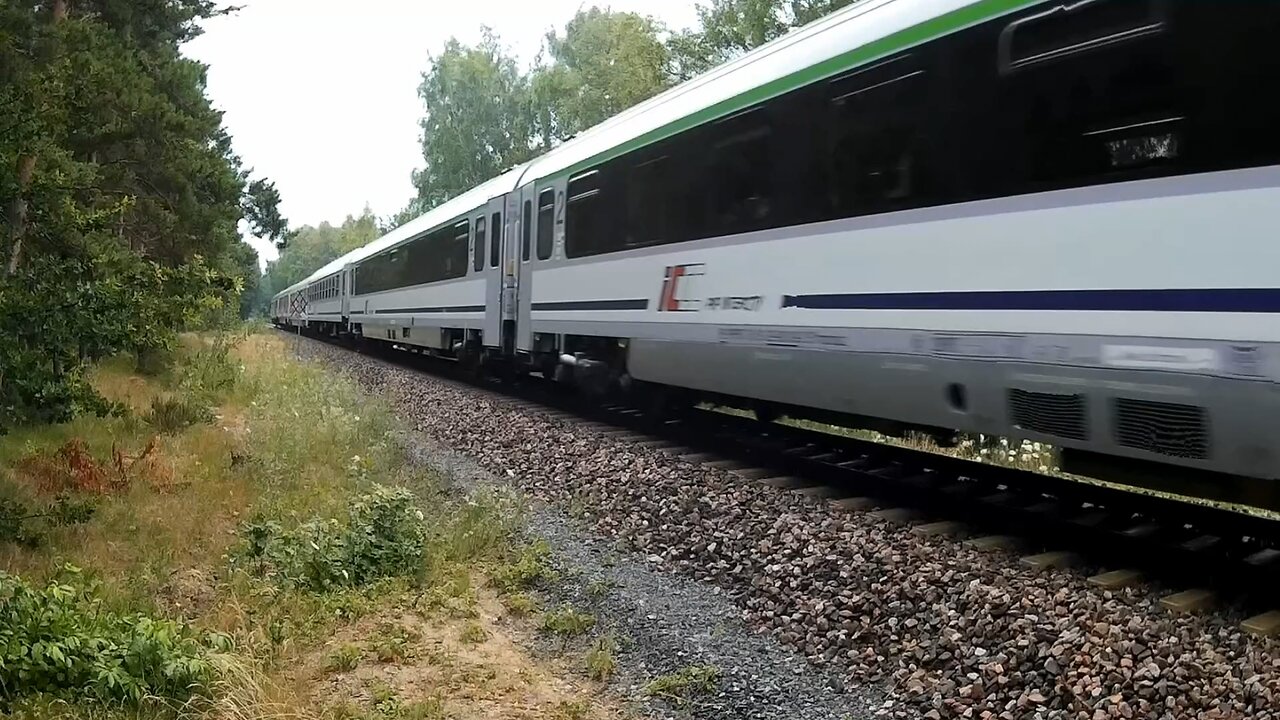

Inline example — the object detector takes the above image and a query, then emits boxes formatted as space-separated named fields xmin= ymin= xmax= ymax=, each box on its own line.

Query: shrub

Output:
xmin=145 ymin=396 xmax=214 ymax=435
xmin=236 ymin=485 xmax=429 ymax=592
xmin=0 ymin=566 xmax=225 ymax=705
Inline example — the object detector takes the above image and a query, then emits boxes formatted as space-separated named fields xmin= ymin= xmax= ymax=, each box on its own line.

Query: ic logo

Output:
xmin=658 ymin=263 xmax=705 ymax=312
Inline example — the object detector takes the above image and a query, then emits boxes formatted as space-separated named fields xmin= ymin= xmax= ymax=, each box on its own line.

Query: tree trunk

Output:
xmin=6 ymin=155 xmax=36 ymax=276
xmin=6 ymin=0 xmax=68 ymax=276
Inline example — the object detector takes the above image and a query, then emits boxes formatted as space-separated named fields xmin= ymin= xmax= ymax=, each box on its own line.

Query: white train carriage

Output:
xmin=273 ymin=0 xmax=1280 ymax=492
xmin=511 ymin=0 xmax=1280 ymax=485
xmin=345 ymin=169 xmax=527 ymax=356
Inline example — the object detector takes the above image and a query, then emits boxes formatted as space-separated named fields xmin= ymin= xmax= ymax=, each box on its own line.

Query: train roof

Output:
xmin=515 ymin=0 xmax=1001 ymax=183
xmin=275 ymin=165 xmax=527 ymax=298
xmin=275 ymin=0 xmax=1031 ymax=300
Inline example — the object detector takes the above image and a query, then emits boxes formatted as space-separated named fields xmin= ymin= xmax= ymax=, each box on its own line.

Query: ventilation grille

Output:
xmin=1008 ymin=389 xmax=1089 ymax=441
xmin=1113 ymin=398 xmax=1209 ymax=460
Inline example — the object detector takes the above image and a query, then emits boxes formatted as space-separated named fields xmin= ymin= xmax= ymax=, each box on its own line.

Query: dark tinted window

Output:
xmin=353 ymin=220 xmax=469 ymax=294
xmin=536 ymin=188 xmax=556 ymax=260
xmin=521 ymin=200 xmax=532 ymax=261
xmin=489 ymin=211 xmax=501 ymax=267
xmin=473 ymin=217 xmax=485 ymax=272
xmin=566 ymin=170 xmax=609 ymax=258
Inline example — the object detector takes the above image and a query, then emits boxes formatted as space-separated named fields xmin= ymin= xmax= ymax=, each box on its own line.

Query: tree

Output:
xmin=529 ymin=8 xmax=672 ymax=141
xmin=242 ymin=176 xmax=291 ymax=250
xmin=667 ymin=0 xmax=858 ymax=80
xmin=261 ymin=208 xmax=378 ymax=300
xmin=410 ymin=29 xmax=534 ymax=211
xmin=0 ymin=0 xmax=278 ymax=428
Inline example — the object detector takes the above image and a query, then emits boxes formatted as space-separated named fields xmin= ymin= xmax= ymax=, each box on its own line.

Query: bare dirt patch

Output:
xmin=302 ymin=586 xmax=623 ymax=720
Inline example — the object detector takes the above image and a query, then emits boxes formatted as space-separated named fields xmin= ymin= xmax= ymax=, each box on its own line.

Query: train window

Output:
xmin=625 ymin=155 xmax=668 ymax=249
xmin=536 ymin=188 xmax=555 ymax=260
xmin=999 ymin=0 xmax=1166 ymax=73
xmin=825 ymin=53 xmax=932 ymax=217
xmin=521 ymin=200 xmax=532 ymax=261
xmin=703 ymin=108 xmax=773 ymax=237
xmin=473 ymin=217 xmax=486 ymax=272
xmin=566 ymin=170 xmax=607 ymax=257
xmin=489 ymin=211 xmax=501 ymax=267
xmin=451 ymin=220 xmax=469 ymax=277
xmin=995 ymin=1 xmax=1182 ymax=190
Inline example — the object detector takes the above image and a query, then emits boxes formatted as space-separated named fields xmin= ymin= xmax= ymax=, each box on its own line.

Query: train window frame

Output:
xmin=489 ymin=211 xmax=501 ymax=268
xmin=521 ymin=199 xmax=532 ymax=262
xmin=536 ymin=188 xmax=556 ymax=260
xmin=565 ymin=168 xmax=611 ymax=258
xmin=473 ymin=216 xmax=486 ymax=273
xmin=624 ymin=155 xmax=669 ymax=249
xmin=702 ymin=107 xmax=774 ymax=238
xmin=998 ymin=0 xmax=1168 ymax=75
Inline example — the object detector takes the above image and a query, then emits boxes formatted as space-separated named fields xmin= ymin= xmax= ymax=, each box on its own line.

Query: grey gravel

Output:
xmin=391 ymin=362 xmax=875 ymax=719
xmin=292 ymin=335 xmax=1280 ymax=720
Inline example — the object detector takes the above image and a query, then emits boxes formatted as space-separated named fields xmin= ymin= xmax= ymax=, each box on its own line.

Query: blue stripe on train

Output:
xmin=781 ymin=288 xmax=1280 ymax=313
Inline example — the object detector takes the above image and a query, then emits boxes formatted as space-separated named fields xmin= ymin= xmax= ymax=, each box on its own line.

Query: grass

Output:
xmin=540 ymin=606 xmax=597 ymax=650
xmin=584 ymin=633 xmax=619 ymax=681
xmin=645 ymin=664 xmax=721 ymax=706
xmin=0 ymin=329 xmax=618 ymax=720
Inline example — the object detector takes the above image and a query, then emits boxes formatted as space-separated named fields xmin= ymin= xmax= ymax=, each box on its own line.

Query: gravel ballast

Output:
xmin=293 ymin=337 xmax=1280 ymax=720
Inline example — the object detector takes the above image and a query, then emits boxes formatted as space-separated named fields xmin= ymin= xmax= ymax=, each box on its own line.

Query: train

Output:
xmin=273 ymin=0 xmax=1280 ymax=504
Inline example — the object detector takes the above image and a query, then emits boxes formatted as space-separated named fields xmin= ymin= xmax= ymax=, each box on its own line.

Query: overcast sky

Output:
xmin=182 ymin=1 xmax=700 ymax=268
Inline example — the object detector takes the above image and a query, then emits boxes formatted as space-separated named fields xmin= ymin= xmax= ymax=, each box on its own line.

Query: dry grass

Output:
xmin=0 ymin=328 xmax=626 ymax=720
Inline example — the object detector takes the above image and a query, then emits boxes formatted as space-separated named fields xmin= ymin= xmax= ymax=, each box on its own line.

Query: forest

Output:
xmin=0 ymin=0 xmax=287 ymax=429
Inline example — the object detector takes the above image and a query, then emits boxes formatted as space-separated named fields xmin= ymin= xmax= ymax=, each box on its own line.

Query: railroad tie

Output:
xmin=1160 ymin=588 xmax=1215 ymax=614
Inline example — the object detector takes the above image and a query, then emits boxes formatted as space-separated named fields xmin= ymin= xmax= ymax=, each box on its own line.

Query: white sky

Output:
xmin=182 ymin=1 xmax=700 ymax=269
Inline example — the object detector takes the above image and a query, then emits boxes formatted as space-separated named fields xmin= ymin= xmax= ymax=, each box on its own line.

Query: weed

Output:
xmin=540 ymin=606 xmax=596 ymax=650
xmin=458 ymin=621 xmax=488 ymax=645
xmin=175 ymin=334 xmax=241 ymax=402
xmin=327 ymin=643 xmax=362 ymax=672
xmin=500 ymin=591 xmax=536 ymax=617
xmin=491 ymin=539 xmax=556 ymax=594
xmin=0 ymin=565 xmax=225 ymax=705
xmin=645 ymin=665 xmax=721 ymax=706
xmin=400 ymin=696 xmax=447 ymax=720
xmin=552 ymin=699 xmax=590 ymax=720
xmin=145 ymin=395 xmax=214 ymax=434
xmin=584 ymin=633 xmax=618 ymax=681
xmin=371 ymin=621 xmax=420 ymax=663
xmin=235 ymin=484 xmax=428 ymax=592
xmin=585 ymin=577 xmax=616 ymax=600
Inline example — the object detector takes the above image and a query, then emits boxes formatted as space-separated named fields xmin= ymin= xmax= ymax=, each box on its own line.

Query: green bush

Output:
xmin=0 ymin=566 xmax=227 ymax=705
xmin=237 ymin=485 xmax=429 ymax=592
xmin=0 ymin=489 xmax=97 ymax=549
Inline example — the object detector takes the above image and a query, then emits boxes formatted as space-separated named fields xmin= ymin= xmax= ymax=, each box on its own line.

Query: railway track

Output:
xmin=294 ymin=329 xmax=1280 ymax=637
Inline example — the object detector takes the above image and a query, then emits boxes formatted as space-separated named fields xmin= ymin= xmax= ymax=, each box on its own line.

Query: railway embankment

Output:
xmin=0 ymin=331 xmax=633 ymax=720
xmin=296 ymin=334 xmax=1280 ymax=720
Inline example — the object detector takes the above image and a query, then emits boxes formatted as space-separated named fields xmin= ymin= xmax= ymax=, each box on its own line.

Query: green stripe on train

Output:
xmin=550 ymin=0 xmax=1043 ymax=182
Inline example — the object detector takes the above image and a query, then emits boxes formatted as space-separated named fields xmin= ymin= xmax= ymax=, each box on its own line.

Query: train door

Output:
xmin=510 ymin=182 xmax=537 ymax=354
xmin=482 ymin=196 xmax=505 ymax=347
xmin=340 ymin=266 xmax=351 ymax=320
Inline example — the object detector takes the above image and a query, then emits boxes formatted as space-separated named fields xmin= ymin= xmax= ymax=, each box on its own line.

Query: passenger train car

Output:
xmin=274 ymin=0 xmax=1280 ymax=497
